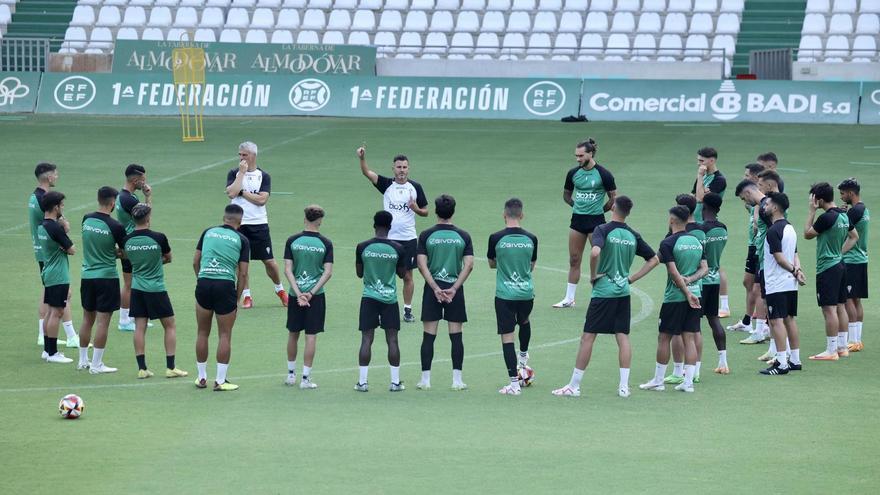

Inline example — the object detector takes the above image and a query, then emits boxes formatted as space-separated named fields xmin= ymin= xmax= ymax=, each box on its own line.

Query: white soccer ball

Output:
xmin=59 ymin=394 xmax=84 ymax=419
xmin=517 ymin=366 xmax=535 ymax=387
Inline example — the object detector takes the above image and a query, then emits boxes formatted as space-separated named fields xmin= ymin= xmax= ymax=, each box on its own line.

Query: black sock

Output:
xmin=503 ymin=342 xmax=517 ymax=378
xmin=450 ymin=333 xmax=464 ymax=371
xmin=743 ymin=314 xmax=751 ymax=325
xmin=136 ymin=354 xmax=147 ymax=370
xmin=420 ymin=332 xmax=436 ymax=371
xmin=518 ymin=322 xmax=531 ymax=352
xmin=46 ymin=337 xmax=58 ymax=356
xmin=166 ymin=355 xmax=175 ymax=370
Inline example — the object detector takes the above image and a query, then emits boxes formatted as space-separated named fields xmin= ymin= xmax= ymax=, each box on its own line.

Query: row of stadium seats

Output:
xmin=798 ymin=34 xmax=878 ymax=62
xmin=75 ymin=0 xmax=745 ymax=13
xmin=69 ymin=7 xmax=742 ymax=36
xmin=805 ymin=0 xmax=879 ymax=15
xmin=802 ymin=13 xmax=880 ymax=35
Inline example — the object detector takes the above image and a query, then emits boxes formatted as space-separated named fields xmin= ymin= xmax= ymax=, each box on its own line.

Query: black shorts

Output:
xmin=359 ymin=297 xmax=400 ymax=331
xmin=130 ymin=289 xmax=174 ymax=320
xmin=421 ymin=281 xmax=467 ymax=323
xmin=239 ymin=223 xmax=274 ymax=260
xmin=394 ymin=238 xmax=417 ymax=270
xmin=816 ymin=262 xmax=847 ymax=307
xmin=658 ymin=301 xmax=702 ymax=335
xmin=494 ymin=297 xmax=533 ymax=334
xmin=756 ymin=270 xmax=767 ymax=299
xmin=43 ymin=284 xmax=70 ymax=308
xmin=845 ymin=263 xmax=868 ymax=299
xmin=287 ymin=293 xmax=326 ymax=334
xmin=195 ymin=278 xmax=238 ymax=316
xmin=702 ymin=284 xmax=720 ymax=318
xmin=744 ymin=245 xmax=758 ymax=275
xmin=570 ymin=213 xmax=606 ymax=236
xmin=121 ymin=258 xmax=133 ymax=274
xmin=766 ymin=290 xmax=798 ymax=320
xmin=80 ymin=278 xmax=121 ymax=313
xmin=583 ymin=296 xmax=630 ymax=334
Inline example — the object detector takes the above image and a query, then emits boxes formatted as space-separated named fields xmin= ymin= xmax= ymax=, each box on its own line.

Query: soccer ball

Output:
xmin=517 ymin=366 xmax=535 ymax=387
xmin=59 ymin=394 xmax=84 ymax=419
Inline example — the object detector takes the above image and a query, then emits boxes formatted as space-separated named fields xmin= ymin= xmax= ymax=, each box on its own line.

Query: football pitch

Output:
xmin=1 ymin=115 xmax=877 ymax=494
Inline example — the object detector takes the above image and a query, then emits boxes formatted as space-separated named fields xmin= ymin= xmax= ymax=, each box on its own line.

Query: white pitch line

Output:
xmin=863 ymin=146 xmax=880 ymax=149
xmin=849 ymin=161 xmax=880 ymax=166
xmin=0 ymin=265 xmax=654 ymax=394
xmin=0 ymin=129 xmax=325 ymax=235
xmin=662 ymin=123 xmax=721 ymax=127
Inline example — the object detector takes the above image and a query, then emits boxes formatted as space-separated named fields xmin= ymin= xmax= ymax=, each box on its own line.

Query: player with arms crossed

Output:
xmin=415 ymin=194 xmax=474 ymax=391
xmin=226 ymin=141 xmax=288 ymax=309
xmin=488 ymin=198 xmax=539 ymax=396
xmin=37 ymin=191 xmax=76 ymax=364
xmin=640 ymin=206 xmax=707 ymax=394
xmin=282 ymin=205 xmax=333 ymax=389
xmin=77 ymin=187 xmax=126 ymax=373
xmin=355 ymin=211 xmax=407 ymax=392
xmin=555 ymin=138 xmax=616 ymax=309
xmin=552 ymin=196 xmax=658 ymax=398
xmin=123 ymin=204 xmax=187 ymax=379
xmin=838 ymin=178 xmax=869 ymax=352
xmin=357 ymin=146 xmax=428 ymax=323
xmin=193 ymin=205 xmax=250 ymax=391
xmin=116 ymin=164 xmax=152 ymax=332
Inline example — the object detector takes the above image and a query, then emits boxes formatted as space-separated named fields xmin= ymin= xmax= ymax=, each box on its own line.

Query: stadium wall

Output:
xmin=377 ymin=59 xmax=725 ymax=79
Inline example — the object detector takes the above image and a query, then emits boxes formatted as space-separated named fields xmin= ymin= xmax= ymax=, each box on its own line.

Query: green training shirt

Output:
xmin=844 ymin=203 xmax=869 ymax=265
xmin=356 ymin=238 xmax=405 ymax=304
xmin=37 ymin=218 xmax=73 ymax=287
xmin=115 ymin=189 xmax=140 ymax=234
xmin=589 ymin=221 xmax=656 ymax=299
xmin=283 ymin=231 xmax=334 ymax=294
xmin=812 ymin=207 xmax=850 ymax=274
xmin=196 ymin=225 xmax=250 ymax=282
xmin=564 ymin=164 xmax=616 ymax=216
xmin=487 ymin=227 xmax=538 ymax=301
xmin=658 ymin=230 xmax=705 ymax=303
xmin=28 ymin=188 xmax=47 ymax=263
xmin=416 ymin=224 xmax=474 ymax=284
xmin=699 ymin=219 xmax=728 ymax=285
xmin=81 ymin=212 xmax=126 ymax=280
xmin=123 ymin=229 xmax=170 ymax=292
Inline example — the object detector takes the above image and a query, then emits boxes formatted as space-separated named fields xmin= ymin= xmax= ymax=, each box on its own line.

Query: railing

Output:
xmin=793 ymin=48 xmax=880 ymax=64
xmin=0 ymin=38 xmax=51 ymax=72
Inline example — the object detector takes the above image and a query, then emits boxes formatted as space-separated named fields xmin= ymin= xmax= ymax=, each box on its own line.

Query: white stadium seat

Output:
xmin=482 ymin=11 xmax=506 ymax=33
xmin=155 ymin=0 xmax=180 ymax=6
xmin=301 ymin=9 xmax=326 ymax=30
xmin=563 ymin=0 xmax=587 ymax=10
xmin=63 ymin=27 xmax=87 ymax=50
xmin=347 ymin=31 xmax=371 ymax=45
xmin=559 ymin=12 xmax=583 ymax=33
xmin=802 ymin=14 xmax=826 ymax=34
xmin=861 ymin=0 xmax=880 ymax=14
xmin=308 ymin=0 xmax=331 ymax=6
xmin=632 ymin=33 xmax=657 ymax=60
xmin=276 ymin=9 xmax=300 ymax=29
xmin=385 ymin=0 xmax=408 ymax=9
xmin=461 ymin=0 xmax=486 ymax=8
xmin=430 ymin=11 xmax=454 ymax=32
xmin=851 ymin=35 xmax=877 ymax=62
xmin=357 ymin=0 xmax=381 ymax=7
xmin=475 ymin=32 xmax=499 ymax=54
xmin=219 ymin=29 xmax=243 ymax=42
xmin=720 ymin=0 xmax=743 ymax=12
xmin=856 ymin=14 xmax=880 ymax=34
xmin=715 ymin=13 xmax=741 ymax=34
xmin=174 ymin=7 xmax=199 ymax=28
xmin=528 ymin=33 xmax=552 ymax=55
xmin=117 ymin=27 xmax=140 ymax=40
xmin=689 ymin=13 xmax=714 ymax=34
xmin=712 ymin=34 xmax=736 ymax=58
xmin=502 ymin=33 xmax=526 ymax=55
xmin=832 ymin=0 xmax=855 ymax=14
xmin=532 ymin=12 xmax=557 ymax=32
xmin=104 ymin=0 xmax=128 ymax=5
xmin=611 ymin=13 xmax=635 ymax=33
xmin=667 ymin=0 xmax=692 ymax=12
xmin=404 ymin=11 xmax=428 ymax=31
xmin=297 ymin=30 xmax=320 ymax=44
xmin=580 ymin=33 xmax=604 ymax=58
xmin=70 ymin=6 xmax=95 ymax=27
xmin=206 ymin=0 xmax=230 ymax=5
xmin=141 ymin=27 xmax=165 ymax=40
xmin=456 ymin=11 xmax=479 ymax=33
xmin=637 ymin=12 xmax=661 ymax=33
xmin=398 ymin=32 xmax=422 ymax=53
xmin=554 ymin=32 xmax=577 ymax=55
xmin=512 ymin=0 xmax=535 ymax=10
xmin=245 ymin=29 xmax=267 ymax=43
xmin=270 ymin=29 xmax=293 ymax=43
xmin=585 ymin=12 xmax=609 ymax=33
xmin=225 ymin=8 xmax=250 ymax=29
xmin=642 ymin=0 xmax=667 ymax=12
xmin=617 ymin=0 xmax=641 ymax=12
xmin=378 ymin=10 xmax=403 ymax=31
xmin=147 ymin=6 xmax=172 ymax=27
xmin=258 ymin=0 xmax=282 ymax=6
xmin=663 ymin=13 xmax=688 ymax=34
xmin=180 ymin=0 xmax=206 ymax=5
xmin=657 ymin=34 xmax=683 ymax=60
xmin=200 ymin=7 xmax=224 ymax=28
xmin=590 ymin=0 xmax=613 ymax=12
xmin=333 ymin=0 xmax=357 ymax=7
xmin=684 ymin=34 xmax=709 ymax=60
xmin=322 ymin=30 xmax=346 ymax=45
xmin=486 ymin=0 xmax=510 ymax=10
xmin=424 ymin=32 xmax=449 ymax=53
xmin=450 ymin=32 xmax=474 ymax=55
xmin=326 ymin=10 xmax=351 ymax=30
xmin=694 ymin=0 xmax=717 ymax=12
xmin=283 ymin=0 xmax=307 ymax=5
xmin=411 ymin=0 xmax=435 ymax=9
xmin=436 ymin=0 xmax=460 ymax=9
xmin=232 ymin=0 xmax=257 ymax=6
xmin=374 ymin=31 xmax=396 ymax=56
xmin=824 ymin=34 xmax=849 ymax=61
xmin=167 ymin=28 xmax=191 ymax=41
xmin=798 ymin=35 xmax=822 ymax=61
xmin=195 ymin=28 xmax=217 ymax=41
xmin=96 ymin=6 xmax=121 ymax=27
xmin=538 ymin=0 xmax=561 ymax=10
xmin=351 ymin=10 xmax=375 ymax=31
xmin=805 ymin=0 xmax=829 ymax=14
xmin=507 ymin=12 xmax=531 ymax=32
xmin=122 ymin=7 xmax=147 ymax=27
xmin=251 ymin=8 xmax=275 ymax=29
xmin=605 ymin=33 xmax=630 ymax=60
xmin=89 ymin=27 xmax=112 ymax=49
xmin=828 ymin=14 xmax=853 ymax=34
xmin=129 ymin=0 xmax=153 ymax=6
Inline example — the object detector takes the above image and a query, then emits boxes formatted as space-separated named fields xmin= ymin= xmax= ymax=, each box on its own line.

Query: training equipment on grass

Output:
xmin=518 ymin=366 xmax=535 ymax=387
xmin=58 ymin=394 xmax=84 ymax=419
xmin=172 ymin=45 xmax=206 ymax=143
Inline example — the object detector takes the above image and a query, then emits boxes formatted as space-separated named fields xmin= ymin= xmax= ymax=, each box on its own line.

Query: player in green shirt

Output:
xmin=555 ymin=138 xmax=616 ymax=309
xmin=282 ymin=205 xmax=333 ymax=389
xmin=805 ymin=182 xmax=859 ymax=361
xmin=838 ymin=178 xmax=869 ymax=351
xmin=76 ymin=187 xmax=126 ymax=374
xmin=37 ymin=191 xmax=77 ymax=364
xmin=640 ymin=206 xmax=707 ymax=394
xmin=415 ymin=195 xmax=474 ymax=391
xmin=194 ymin=204 xmax=251 ymax=391
xmin=123 ymin=204 xmax=188 ymax=380
xmin=488 ymin=198 xmax=539 ymax=396
xmin=697 ymin=193 xmax=730 ymax=374
xmin=727 ymin=163 xmax=767 ymax=335
xmin=552 ymin=196 xmax=658 ymax=399
xmin=355 ymin=211 xmax=407 ymax=392
xmin=117 ymin=164 xmax=152 ymax=331
xmin=692 ymin=147 xmax=730 ymax=318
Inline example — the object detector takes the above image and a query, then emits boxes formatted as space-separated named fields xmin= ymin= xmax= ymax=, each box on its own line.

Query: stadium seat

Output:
xmin=322 ymin=30 xmax=346 ymax=44
xmin=824 ymin=34 xmax=849 ymax=61
xmin=715 ymin=13 xmax=740 ymax=34
xmin=579 ymin=33 xmax=604 ymax=59
xmin=614 ymin=0 xmax=638 ymax=12
xmin=528 ymin=33 xmax=551 ymax=55
xmin=563 ymin=0 xmax=587 ymax=10
xmin=378 ymin=10 xmax=403 ymax=31
xmin=308 ymin=0 xmax=331 ymax=7
xmin=327 ymin=10 xmax=351 ymax=30
xmin=590 ymin=0 xmax=613 ymax=12
xmin=88 ymin=26 xmax=113 ymax=50
xmin=667 ymin=0 xmax=692 ymax=12
xmin=117 ymin=27 xmax=140 ymax=40
xmin=559 ymin=12 xmax=583 ymax=32
xmin=155 ymin=0 xmax=180 ymax=6
xmin=200 ymin=7 xmax=225 ymax=28
xmin=486 ymin=0 xmax=511 ymax=10
xmin=663 ymin=13 xmax=688 ymax=34
xmin=258 ymin=0 xmax=283 ymax=6
xmin=637 ymin=12 xmax=661 ymax=33
xmin=461 ymin=0 xmax=486 ymax=8
xmin=404 ymin=11 xmax=428 ymax=32
xmin=456 ymin=11 xmax=479 ymax=33
xmin=684 ymin=34 xmax=709 ymax=60
xmin=801 ymin=14 xmax=826 ymax=35
xmin=251 ymin=8 xmax=275 ymax=29
xmin=351 ymin=10 xmax=375 ymax=31
xmin=219 ymin=29 xmax=243 ymax=42
xmin=245 ymin=29 xmax=267 ymax=43
xmin=605 ymin=33 xmax=630 ymax=60
xmin=475 ymin=32 xmax=499 ymax=54
xmin=195 ymin=28 xmax=217 ymax=41
xmin=411 ymin=0 xmax=435 ymax=9
xmin=611 ymin=13 xmax=635 ymax=33
xmin=694 ymin=0 xmax=717 ymax=12
xmin=424 ymin=32 xmax=449 ymax=53
xmin=232 ymin=0 xmax=257 ymax=6
xmin=269 ymin=29 xmax=294 ymax=43
xmin=147 ymin=6 xmax=172 ymax=27
xmin=333 ymin=0 xmax=357 ymax=7
xmin=430 ymin=11 xmax=454 ymax=32
xmin=711 ymin=34 xmax=736 ymax=59
xmin=657 ymin=33 xmax=683 ymax=60
xmin=398 ymin=32 xmax=422 ymax=54
xmin=206 ymin=0 xmax=232 ymax=6
xmin=301 ymin=10 xmax=326 ymax=30
xmin=96 ymin=6 xmax=121 ymax=27
xmin=70 ymin=6 xmax=95 ymax=27
xmin=632 ymin=33 xmax=657 ymax=60
xmin=805 ymin=0 xmax=829 ymax=14
xmin=374 ymin=31 xmax=397 ymax=56
xmin=174 ymin=7 xmax=199 ymax=28
xmin=141 ymin=27 xmax=165 ymax=40
xmin=129 ymin=0 xmax=154 ymax=6
xmin=512 ymin=0 xmax=535 ymax=10
xmin=538 ymin=0 xmax=562 ymax=10
xmin=532 ymin=12 xmax=557 ymax=32
xmin=63 ymin=27 xmax=88 ymax=50
xmin=689 ymin=13 xmax=714 ymax=34
xmin=104 ymin=0 xmax=128 ymax=5
xmin=553 ymin=32 xmax=577 ymax=56
xmin=797 ymin=34 xmax=822 ymax=61
xmin=720 ymin=0 xmax=743 ymax=11
xmin=502 ymin=33 xmax=526 ymax=56
xmin=436 ymin=0 xmax=460 ymax=9
xmin=121 ymin=7 xmax=147 ymax=27
xmin=482 ymin=12 xmax=505 ymax=33
xmin=856 ymin=14 xmax=880 ymax=34
xmin=385 ymin=0 xmax=408 ymax=9
xmin=180 ymin=0 xmax=206 ymax=5
xmin=283 ymin=0 xmax=307 ymax=6
xmin=585 ymin=12 xmax=609 ymax=33
xmin=862 ymin=0 xmax=880 ymax=14
xmin=851 ymin=35 xmax=877 ymax=62
xmin=507 ymin=12 xmax=531 ymax=33
xmin=358 ymin=0 xmax=382 ymax=7
xmin=828 ymin=14 xmax=853 ymax=34
xmin=832 ymin=0 xmax=855 ymax=14
xmin=347 ymin=31 xmax=371 ymax=45
xmin=296 ymin=30 xmax=320 ymax=44
xmin=450 ymin=32 xmax=474 ymax=55
xmin=225 ymin=8 xmax=251 ymax=29
xmin=167 ymin=28 xmax=191 ymax=41
xmin=642 ymin=0 xmax=667 ymax=12
xmin=276 ymin=9 xmax=300 ymax=29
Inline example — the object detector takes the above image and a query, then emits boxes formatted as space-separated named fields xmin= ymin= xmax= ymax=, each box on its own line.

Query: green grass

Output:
xmin=0 ymin=116 xmax=878 ymax=494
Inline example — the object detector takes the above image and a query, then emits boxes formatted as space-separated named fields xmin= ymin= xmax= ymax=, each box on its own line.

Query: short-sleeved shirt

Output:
xmin=754 ymin=197 xmax=776 ymax=265
xmin=227 ymin=167 xmax=271 ymax=225
xmin=123 ymin=229 xmax=171 ymax=292
xmin=699 ymin=219 xmax=728 ymax=286
xmin=28 ymin=187 xmax=47 ymax=263
xmin=416 ymin=224 xmax=474 ymax=284
xmin=764 ymin=219 xmax=798 ymax=295
xmin=590 ymin=221 xmax=655 ymax=299
xmin=844 ymin=202 xmax=869 ymax=265
xmin=283 ymin=231 xmax=334 ymax=294
xmin=115 ymin=189 xmax=140 ymax=235
xmin=37 ymin=218 xmax=73 ymax=287
xmin=692 ymin=171 xmax=727 ymax=222
xmin=564 ymin=164 xmax=616 ymax=215
xmin=196 ymin=224 xmax=250 ymax=282
xmin=81 ymin=212 xmax=126 ymax=280
xmin=487 ymin=227 xmax=538 ymax=301
xmin=374 ymin=175 xmax=428 ymax=241
xmin=812 ymin=207 xmax=850 ymax=274
xmin=658 ymin=230 xmax=705 ymax=303
xmin=356 ymin=238 xmax=405 ymax=304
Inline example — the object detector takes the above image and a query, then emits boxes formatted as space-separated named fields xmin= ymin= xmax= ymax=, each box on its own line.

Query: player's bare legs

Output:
xmin=555 ymin=230 xmax=589 ymax=308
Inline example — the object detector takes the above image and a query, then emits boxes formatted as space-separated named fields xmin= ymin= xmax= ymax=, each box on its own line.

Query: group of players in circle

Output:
xmin=28 ymin=139 xmax=869 ymax=396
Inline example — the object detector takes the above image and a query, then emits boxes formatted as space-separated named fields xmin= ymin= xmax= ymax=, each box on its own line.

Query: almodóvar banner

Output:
xmin=582 ymin=79 xmax=860 ymax=124
xmin=0 ymin=72 xmax=41 ymax=113
xmin=111 ymin=40 xmax=377 ymax=76
xmin=36 ymin=73 xmax=581 ymax=120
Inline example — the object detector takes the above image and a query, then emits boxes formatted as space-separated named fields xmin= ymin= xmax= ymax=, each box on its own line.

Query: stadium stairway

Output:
xmin=3 ymin=0 xmax=76 ymax=50
xmin=733 ymin=0 xmax=807 ymax=76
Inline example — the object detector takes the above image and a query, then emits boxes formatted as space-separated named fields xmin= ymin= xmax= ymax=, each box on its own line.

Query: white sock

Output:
xmin=755 ymin=319 xmax=767 ymax=336
xmin=287 ymin=360 xmax=296 ymax=374
xmin=790 ymin=348 xmax=801 ymax=365
xmin=570 ymin=368 xmax=585 ymax=389
xmin=78 ymin=347 xmax=89 ymax=364
xmin=91 ymin=347 xmax=105 ymax=367
xmin=510 ymin=376 xmax=521 ymax=389
xmin=216 ymin=363 xmax=229 ymax=384
xmin=848 ymin=323 xmax=857 ymax=343
xmin=452 ymin=369 xmax=462 ymax=384
xmin=856 ymin=321 xmax=863 ymax=342
xmin=421 ymin=370 xmax=431 ymax=384
xmin=720 ymin=295 xmax=729 ymax=311
xmin=359 ymin=366 xmax=368 ymax=384
xmin=654 ymin=362 xmax=667 ymax=383
xmin=390 ymin=366 xmax=400 ymax=384
xmin=619 ymin=368 xmax=630 ymax=388
xmin=62 ymin=320 xmax=76 ymax=340
xmin=274 ymin=283 xmax=284 ymax=293
xmin=673 ymin=362 xmax=684 ymax=377
xmin=826 ymin=336 xmax=837 ymax=354
xmin=776 ymin=351 xmax=789 ymax=369
xmin=197 ymin=361 xmax=207 ymax=380
xmin=39 ymin=319 xmax=44 ymax=339
xmin=404 ymin=304 xmax=412 ymax=311
xmin=838 ymin=332 xmax=848 ymax=349
xmin=769 ymin=338 xmax=777 ymax=354
xmin=302 ymin=365 xmax=311 ymax=379
xmin=242 ymin=289 xmax=251 ymax=298
xmin=120 ymin=308 xmax=130 ymax=324
xmin=718 ymin=350 xmax=728 ymax=368
xmin=565 ymin=283 xmax=577 ymax=302
xmin=683 ymin=364 xmax=695 ymax=387
xmin=695 ymin=361 xmax=702 ymax=377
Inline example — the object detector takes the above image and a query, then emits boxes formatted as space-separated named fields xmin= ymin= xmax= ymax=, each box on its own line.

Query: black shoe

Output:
xmin=787 ymin=360 xmax=803 ymax=371
xmin=759 ymin=362 xmax=789 ymax=375
xmin=403 ymin=308 xmax=415 ymax=323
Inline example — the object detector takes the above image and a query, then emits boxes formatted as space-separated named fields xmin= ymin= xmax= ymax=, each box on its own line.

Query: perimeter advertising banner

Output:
xmin=581 ymin=79 xmax=860 ymax=124
xmin=858 ymin=82 xmax=880 ymax=125
xmin=111 ymin=40 xmax=377 ymax=76
xmin=36 ymin=73 xmax=582 ymax=120
xmin=0 ymin=72 xmax=41 ymax=113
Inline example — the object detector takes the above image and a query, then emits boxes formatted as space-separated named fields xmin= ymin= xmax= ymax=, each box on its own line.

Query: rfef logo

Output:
xmin=289 ymin=78 xmax=330 ymax=111
xmin=54 ymin=76 xmax=96 ymax=110
xmin=523 ymin=81 xmax=566 ymax=116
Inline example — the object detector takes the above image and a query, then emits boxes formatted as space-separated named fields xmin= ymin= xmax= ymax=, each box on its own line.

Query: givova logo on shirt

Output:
xmin=499 ymin=241 xmax=533 ymax=249
xmin=368 ymin=280 xmax=394 ymax=297
xmin=429 ymin=238 xmax=462 ymax=245
xmin=608 ymin=237 xmax=635 ymax=246
xmin=291 ymin=244 xmax=325 ymax=253
xmin=364 ymin=251 xmax=397 ymax=259
xmin=127 ymin=244 xmax=159 ymax=251
xmin=83 ymin=224 xmax=110 ymax=235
